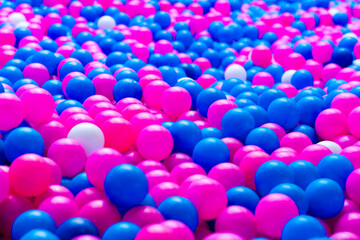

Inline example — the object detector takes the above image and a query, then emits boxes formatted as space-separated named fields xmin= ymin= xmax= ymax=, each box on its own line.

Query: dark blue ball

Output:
xmin=14 ymin=47 xmax=36 ymax=61
xmin=67 ymin=172 xmax=93 ymax=196
xmin=234 ymin=98 xmax=256 ymax=108
xmin=102 ymin=222 xmax=140 ymax=240
xmin=289 ymin=160 xmax=320 ymax=190
xmin=20 ymin=229 xmax=59 ymax=240
xmin=282 ymin=215 xmax=327 ymax=240
xmin=124 ymin=59 xmax=146 ymax=72
xmin=294 ymin=42 xmax=313 ymax=59
xmin=169 ymin=120 xmax=202 ymax=156
xmin=333 ymin=12 xmax=349 ymax=27
xmin=243 ymin=105 xmax=268 ymax=127
xmin=245 ymin=127 xmax=280 ymax=154
xmin=293 ymin=124 xmax=319 ymax=143
xmin=230 ymin=84 xmax=253 ymax=97
xmin=70 ymin=49 xmax=93 ymax=66
xmin=14 ymin=27 xmax=32 ymax=47
xmin=42 ymin=80 xmax=63 ymax=96
xmin=331 ymin=47 xmax=353 ymax=68
xmin=47 ymin=23 xmax=68 ymax=40
xmin=0 ymin=66 xmax=23 ymax=85
xmin=13 ymin=79 xmax=38 ymax=92
xmin=153 ymin=11 xmax=171 ymax=29
xmin=196 ymin=88 xmax=226 ymax=117
xmin=297 ymin=96 xmax=326 ymax=127
xmin=221 ymin=108 xmax=255 ymax=143
xmin=66 ymin=76 xmax=95 ymax=103
xmin=59 ymin=61 xmax=85 ymax=80
xmin=291 ymin=69 xmax=314 ymax=90
xmin=56 ymin=217 xmax=99 ymax=240
xmin=227 ymin=186 xmax=259 ymax=213
xmin=113 ymin=78 xmax=142 ymax=102
xmin=175 ymin=30 xmax=194 ymax=48
xmin=267 ymin=98 xmax=300 ymax=130
xmin=4 ymin=59 xmax=26 ymax=71
xmin=258 ymin=89 xmax=287 ymax=110
xmin=32 ymin=50 xmax=58 ymax=75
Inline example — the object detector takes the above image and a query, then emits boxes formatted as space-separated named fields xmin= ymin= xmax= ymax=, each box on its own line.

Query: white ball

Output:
xmin=343 ymin=32 xmax=358 ymax=39
xmin=317 ymin=141 xmax=342 ymax=154
xmin=281 ymin=70 xmax=296 ymax=83
xmin=68 ymin=122 xmax=105 ymax=156
xmin=97 ymin=16 xmax=116 ymax=30
xmin=8 ymin=12 xmax=26 ymax=26
xmin=224 ymin=64 xmax=247 ymax=81
xmin=353 ymin=59 xmax=360 ymax=67
xmin=15 ymin=22 xmax=30 ymax=29
xmin=328 ymin=8 xmax=339 ymax=16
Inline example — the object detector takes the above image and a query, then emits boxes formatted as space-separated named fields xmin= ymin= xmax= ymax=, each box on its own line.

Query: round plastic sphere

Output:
xmin=280 ymin=132 xmax=312 ymax=153
xmin=335 ymin=212 xmax=360 ymax=237
xmin=0 ymin=93 xmax=24 ymax=131
xmin=245 ymin=127 xmax=280 ymax=154
xmin=224 ymin=64 xmax=247 ymax=81
xmin=193 ymin=137 xmax=230 ymax=173
xmin=133 ymin=223 xmax=180 ymax=240
xmin=104 ymin=164 xmax=148 ymax=208
xmin=207 ymin=99 xmax=237 ymax=129
xmin=68 ymin=122 xmax=105 ymax=156
xmin=297 ymin=96 xmax=326 ymax=127
xmin=20 ymin=229 xmax=59 ymax=240
xmin=317 ymin=141 xmax=342 ymax=154
xmin=226 ymin=186 xmax=259 ymax=213
xmin=11 ymin=210 xmax=57 ymax=240
xmin=5 ymin=127 xmax=44 ymax=162
xmin=113 ymin=79 xmax=142 ymax=102
xmin=267 ymin=98 xmax=300 ymax=130
xmin=0 ymin=167 xmax=9 ymax=202
xmin=185 ymin=177 xmax=227 ymax=220
xmin=158 ymin=196 xmax=199 ymax=232
xmin=305 ymin=178 xmax=344 ymax=219
xmin=97 ymin=16 xmax=116 ymax=30
xmin=289 ymin=160 xmax=320 ymax=190
xmin=66 ymin=76 xmax=95 ymax=103
xmin=196 ymin=88 xmax=226 ymax=118
xmin=102 ymin=222 xmax=140 ymax=240
xmin=258 ymin=89 xmax=287 ymax=110
xmin=332 ymin=48 xmax=353 ymax=68
xmin=23 ymin=63 xmax=49 ymax=87
xmin=282 ymin=215 xmax=327 ymax=240
xmin=345 ymin=169 xmax=360 ymax=205
xmin=255 ymin=193 xmax=299 ymax=238
xmin=255 ymin=160 xmax=294 ymax=196
xmin=203 ymin=233 xmax=244 ymax=240
xmin=161 ymin=87 xmax=192 ymax=118
xmin=56 ymin=217 xmax=99 ymax=240
xmin=208 ymin=163 xmax=245 ymax=190
xmin=168 ymin=120 xmax=202 ymax=156
xmin=251 ymin=45 xmax=272 ymax=68
xmin=290 ymin=69 xmax=314 ymax=90
xmin=347 ymin=106 xmax=360 ymax=138
xmin=317 ymin=154 xmax=354 ymax=190
xmin=330 ymin=231 xmax=360 ymax=240
xmin=331 ymin=93 xmax=360 ymax=117
xmin=315 ymin=109 xmax=348 ymax=141
xmin=215 ymin=205 xmax=257 ymax=239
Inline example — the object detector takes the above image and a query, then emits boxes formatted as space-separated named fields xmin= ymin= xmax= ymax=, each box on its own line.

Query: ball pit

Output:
xmin=1 ymin=0 xmax=360 ymax=239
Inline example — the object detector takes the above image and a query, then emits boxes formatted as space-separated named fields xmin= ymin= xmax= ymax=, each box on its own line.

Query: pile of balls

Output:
xmin=2 ymin=0 xmax=360 ymax=239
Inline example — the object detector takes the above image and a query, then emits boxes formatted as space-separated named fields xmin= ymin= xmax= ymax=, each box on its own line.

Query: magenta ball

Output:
xmin=170 ymin=162 xmax=206 ymax=184
xmin=335 ymin=135 xmax=359 ymax=149
xmin=36 ymin=120 xmax=68 ymax=154
xmin=0 ymin=93 xmax=24 ymax=131
xmin=300 ymin=144 xmax=333 ymax=166
xmin=161 ymin=220 xmax=195 ymax=240
xmin=335 ymin=212 xmax=360 ymax=237
xmin=207 ymin=99 xmax=237 ymax=129
xmin=161 ymin=86 xmax=192 ymax=118
xmin=163 ymin=153 xmax=193 ymax=171
xmin=208 ymin=163 xmax=245 ymax=190
xmin=312 ymin=41 xmax=334 ymax=63
xmin=134 ymin=223 xmax=180 ymax=240
xmin=33 ymin=184 xmax=74 ymax=207
xmin=280 ymin=132 xmax=312 ymax=153
xmin=136 ymin=125 xmax=174 ymax=161
xmin=255 ymin=193 xmax=299 ymax=238
xmin=130 ymin=112 xmax=160 ymax=136
xmin=203 ymin=233 xmax=245 ymax=240
xmin=331 ymin=93 xmax=360 ymax=116
xmin=315 ymin=109 xmax=348 ymax=141
xmin=75 ymin=187 xmax=107 ymax=208
xmin=23 ymin=63 xmax=49 ymax=87
xmin=0 ymin=168 xmax=9 ymax=203
xmin=271 ymin=147 xmax=299 ymax=165
xmin=149 ymin=182 xmax=181 ymax=206
xmin=233 ymin=145 xmax=264 ymax=166
xmin=346 ymin=169 xmax=360 ymax=205
xmin=146 ymin=170 xmax=177 ymax=190
xmin=123 ymin=206 xmax=165 ymax=228
xmin=331 ymin=232 xmax=360 ymax=240
xmin=92 ymin=74 xmax=117 ymax=101
xmin=347 ymin=106 xmax=360 ymax=138
xmin=251 ymin=45 xmax=272 ymax=68
xmin=42 ymin=157 xmax=62 ymax=185
xmin=341 ymin=146 xmax=360 ymax=169
xmin=221 ymin=137 xmax=243 ymax=163
xmin=252 ymin=72 xmax=275 ymax=88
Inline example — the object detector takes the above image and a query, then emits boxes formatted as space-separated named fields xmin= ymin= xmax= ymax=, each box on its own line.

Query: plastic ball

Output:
xmin=224 ymin=64 xmax=247 ymax=81
xmin=305 ymin=178 xmax=344 ymax=219
xmin=289 ymin=160 xmax=320 ymax=190
xmin=196 ymin=88 xmax=226 ymax=118
xmin=335 ymin=212 xmax=360 ymax=237
xmin=66 ymin=76 xmax=96 ymax=103
xmin=315 ymin=109 xmax=348 ymax=141
xmin=169 ymin=120 xmax=202 ymax=156
xmin=251 ymin=45 xmax=272 ymax=68
xmin=208 ymin=163 xmax=245 ymax=190
xmin=133 ymin=223 xmax=180 ymax=240
xmin=68 ymin=122 xmax=105 ymax=156
xmin=20 ymin=229 xmax=59 ymax=240
xmin=113 ymin=78 xmax=142 ymax=102
xmin=317 ymin=141 xmax=343 ymax=154
xmin=245 ymin=127 xmax=280 ymax=154
xmin=0 ymin=167 xmax=9 ymax=203
xmin=345 ymin=169 xmax=360 ymax=205
xmin=347 ymin=106 xmax=360 ymax=138
xmin=282 ymin=215 xmax=327 ymax=240
xmin=290 ymin=69 xmax=314 ymax=90
xmin=331 ymin=93 xmax=360 ymax=116
xmin=0 ymin=93 xmax=24 ymax=131
xmin=104 ymin=164 xmax=148 ymax=208
xmin=202 ymin=233 xmax=244 ymax=240
xmin=297 ymin=96 xmax=325 ymax=127
xmin=56 ymin=217 xmax=99 ymax=240
xmin=102 ymin=222 xmax=140 ymax=240
xmin=97 ymin=15 xmax=116 ymax=30
xmin=161 ymin=87 xmax=192 ymax=119
xmin=267 ymin=98 xmax=300 ymax=130
xmin=226 ymin=186 xmax=259 ymax=213
xmin=255 ymin=193 xmax=299 ymax=238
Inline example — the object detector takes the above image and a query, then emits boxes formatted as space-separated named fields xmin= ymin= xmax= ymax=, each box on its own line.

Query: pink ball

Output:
xmin=312 ymin=41 xmax=334 ymax=63
xmin=335 ymin=212 xmax=360 ymax=237
xmin=161 ymin=87 xmax=192 ymax=118
xmin=115 ymin=97 xmax=142 ymax=113
xmin=252 ymin=72 xmax=275 ymax=88
xmin=315 ymin=108 xmax=348 ymax=141
xmin=94 ymin=110 xmax=122 ymax=127
xmin=75 ymin=187 xmax=107 ymax=208
xmin=130 ymin=112 xmax=160 ymax=136
xmin=0 ymin=93 xmax=24 ymax=131
xmin=0 ymin=28 xmax=15 ymax=46
xmin=101 ymin=117 xmax=136 ymax=153
xmin=47 ymin=138 xmax=87 ymax=177
xmin=146 ymin=170 xmax=177 ymax=190
xmin=38 ymin=196 xmax=79 ymax=226
xmin=92 ymin=74 xmax=117 ymax=101
xmin=42 ymin=157 xmax=62 ymax=185
xmin=23 ymin=63 xmax=50 ymax=87
xmin=82 ymin=95 xmax=111 ymax=111
xmin=251 ymin=45 xmax=272 ymax=68
xmin=9 ymin=154 xmax=51 ymax=197
xmin=185 ymin=177 xmax=227 ymax=220
xmin=59 ymin=107 xmax=89 ymax=123
xmin=134 ymin=223 xmax=180 ymax=240
xmin=196 ymin=74 xmax=217 ymax=89
xmin=121 ymin=103 xmax=149 ymax=121
xmin=221 ymin=137 xmax=243 ymax=163
xmin=161 ymin=220 xmax=195 ymax=240
xmin=233 ymin=145 xmax=264 ymax=166
xmin=283 ymin=53 xmax=306 ymax=70
xmin=335 ymin=135 xmax=359 ymax=149
xmin=163 ymin=153 xmax=193 ymax=171
xmin=346 ymin=169 xmax=360 ymax=205
xmin=255 ymin=193 xmax=299 ymax=238
xmin=215 ymin=205 xmax=257 ymax=239
xmin=271 ymin=147 xmax=299 ymax=165
xmin=85 ymin=148 xmax=125 ymax=189
xmin=203 ymin=233 xmax=244 ymax=240
xmin=273 ymin=44 xmax=293 ymax=66
xmin=123 ymin=206 xmax=165 ymax=228
xmin=150 ymin=182 xmax=181 ymax=206
xmin=331 ymin=93 xmax=360 ymax=116
xmin=300 ymin=144 xmax=333 ymax=166
xmin=36 ymin=120 xmax=67 ymax=154
xmin=137 ymin=65 xmax=162 ymax=79
xmin=73 ymin=235 xmax=101 ymax=240
xmin=341 ymin=146 xmax=360 ymax=169
xmin=79 ymin=199 xmax=121 ymax=235
xmin=33 ymin=185 xmax=74 ymax=207
xmin=16 ymin=84 xmax=38 ymax=97
xmin=303 ymin=59 xmax=323 ymax=80
xmin=322 ymin=63 xmax=342 ymax=83
xmin=62 ymin=72 xmax=86 ymax=96
xmin=154 ymin=40 xmax=173 ymax=55
xmin=347 ymin=106 xmax=360 ymax=138
xmin=208 ymin=163 xmax=245 ymax=190
xmin=193 ymin=57 xmax=211 ymax=73
xmin=137 ymin=160 xmax=167 ymax=174
xmin=261 ymin=123 xmax=287 ymax=141
xmin=64 ymin=113 xmax=95 ymax=130
xmin=139 ymin=74 xmax=162 ymax=90
xmin=207 ymin=99 xmax=237 ymax=129
xmin=20 ymin=88 xmax=55 ymax=124
xmin=171 ymin=162 xmax=206 ymax=184
xmin=0 ymin=168 xmax=9 ymax=203
xmin=280 ymin=132 xmax=312 ymax=153
xmin=132 ymin=43 xmax=150 ymax=62
xmin=136 ymin=125 xmax=174 ymax=161
xmin=331 ymin=232 xmax=360 ymax=240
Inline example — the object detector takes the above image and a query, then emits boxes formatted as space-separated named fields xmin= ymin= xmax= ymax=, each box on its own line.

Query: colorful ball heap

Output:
xmin=3 ymin=0 xmax=360 ymax=239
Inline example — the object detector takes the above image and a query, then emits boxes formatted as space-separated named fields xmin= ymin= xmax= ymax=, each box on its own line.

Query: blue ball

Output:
xmin=253 ymin=85 xmax=270 ymax=96
xmin=267 ymin=98 xmax=300 ymax=130
xmin=221 ymin=108 xmax=255 ymax=143
xmin=42 ymin=80 xmax=63 ymax=96
xmin=297 ymin=96 xmax=325 ymax=127
xmin=102 ymin=222 xmax=140 ymax=240
xmin=243 ymin=105 xmax=269 ymax=128
xmin=59 ymin=61 xmax=85 ymax=80
xmin=255 ymin=160 xmax=294 ymax=196
xmin=324 ymin=89 xmax=348 ymax=108
xmin=338 ymin=36 xmax=357 ymax=51
xmin=67 ymin=172 xmax=93 ymax=196
xmin=292 ymin=124 xmax=319 ymax=143
xmin=14 ymin=47 xmax=36 ymax=61
xmin=331 ymin=47 xmax=353 ymax=68
xmin=5 ymin=59 xmax=26 ymax=71
xmin=105 ymin=164 xmax=148 ymax=207
xmin=57 ymin=218 xmax=99 ymax=239
xmin=227 ymin=186 xmax=260 ymax=213
xmin=20 ymin=229 xmax=59 ymax=240
xmin=245 ymin=127 xmax=279 ymax=154
xmin=201 ymin=127 xmax=223 ymax=139
xmin=176 ymin=29 xmax=194 ymax=48
xmin=106 ymin=52 xmax=129 ymax=67
xmin=317 ymin=154 xmax=354 ymax=190
xmin=14 ymin=27 xmax=32 ymax=47
xmin=13 ymin=79 xmax=38 ymax=92
xmin=333 ymin=12 xmax=349 ymax=27
xmin=243 ymin=25 xmax=259 ymax=40
xmin=234 ymin=98 xmax=256 ymax=108
xmin=282 ymin=215 xmax=327 ymax=240
xmin=196 ymin=88 xmax=226 ymax=117
xmin=230 ymin=84 xmax=253 ymax=97
xmin=305 ymin=178 xmax=344 ymax=219
xmin=31 ymin=50 xmax=58 ymax=75
xmin=0 ymin=66 xmax=23 ymax=85
xmin=61 ymin=15 xmax=76 ymax=28
xmin=265 ymin=64 xmax=284 ymax=83
xmin=114 ymin=69 xmax=139 ymax=82
xmin=262 ymin=32 xmax=278 ymax=44
xmin=193 ymin=137 xmax=230 ymax=172
xmin=12 ymin=210 xmax=56 ymax=240
xmin=158 ymin=196 xmax=199 ymax=232
xmin=159 ymin=66 xmax=178 ymax=87
xmin=113 ymin=79 xmax=142 ymax=102
xmin=99 ymin=38 xmax=116 ymax=55
xmin=70 ymin=49 xmax=93 ymax=66
xmin=55 ymin=99 xmax=84 ymax=115
xmin=4 ymin=127 xmax=44 ymax=162
xmin=291 ymin=69 xmax=314 ymax=90
xmin=153 ymin=11 xmax=171 ymax=29
xmin=237 ymin=91 xmax=259 ymax=104
xmin=124 ymin=59 xmax=146 ymax=72
xmin=258 ymin=89 xmax=287 ymax=110
xmin=66 ymin=76 xmax=95 ymax=103
xmin=47 ymin=24 xmax=68 ymax=40
xmin=294 ymin=42 xmax=313 ymax=59
xmin=270 ymin=183 xmax=309 ymax=214
xmin=169 ymin=120 xmax=202 ymax=156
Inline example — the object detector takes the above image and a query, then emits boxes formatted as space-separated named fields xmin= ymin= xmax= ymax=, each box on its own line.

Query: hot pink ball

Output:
xmin=134 ymin=223 xmax=180 ymax=240
xmin=280 ymin=132 xmax=312 ymax=153
xmin=221 ymin=137 xmax=243 ymax=163
xmin=170 ymin=162 xmax=206 ymax=184
xmin=300 ymin=144 xmax=333 ymax=166
xmin=137 ymin=65 xmax=162 ymax=79
xmin=16 ymin=84 xmax=38 ymax=97
xmin=193 ymin=57 xmax=211 ymax=73
xmin=92 ymin=74 xmax=117 ymax=101
xmin=255 ymin=193 xmax=299 ymax=238
xmin=208 ymin=163 xmax=245 ymax=190
xmin=271 ymin=147 xmax=299 ymax=165
xmin=150 ymin=182 xmax=181 ymax=206
xmin=136 ymin=125 xmax=174 ymax=161
xmin=139 ymin=74 xmax=162 ymax=90
xmin=36 ymin=120 xmax=67 ymax=154
xmin=196 ymin=74 xmax=217 ymax=89
xmin=233 ymin=145 xmax=264 ymax=166
xmin=42 ymin=157 xmax=62 ymax=185
xmin=9 ymin=154 xmax=51 ymax=197
xmin=146 ymin=170 xmax=177 ymax=190
xmin=251 ymin=45 xmax=272 ymax=68
xmin=115 ymin=97 xmax=142 ymax=113
xmin=38 ymin=196 xmax=79 ymax=226
xmin=322 ymin=63 xmax=342 ymax=83
xmin=73 ymin=235 xmax=101 ymax=240
xmin=137 ymin=160 xmax=167 ymax=174
xmin=312 ymin=41 xmax=334 ymax=63
xmin=94 ymin=110 xmax=122 ymax=127
xmin=161 ymin=220 xmax=195 ymax=240
xmin=154 ymin=40 xmax=173 ymax=55
xmin=47 ymin=138 xmax=87 ymax=177
xmin=215 ymin=205 xmax=257 ymax=239
xmin=261 ymin=123 xmax=287 ymax=141
xmin=79 ymin=199 xmax=121 ymax=235
xmin=335 ymin=212 xmax=360 ymax=237
xmin=64 ymin=113 xmax=94 ymax=130
xmin=0 ymin=28 xmax=15 ymax=46
xmin=23 ymin=63 xmax=50 ymax=87
xmin=283 ymin=53 xmax=306 ymax=70
xmin=185 ymin=177 xmax=227 ymax=220
xmin=331 ymin=93 xmax=360 ymax=116
xmin=207 ymin=99 xmax=237 ymax=129
xmin=163 ymin=153 xmax=193 ymax=171
xmin=273 ymin=44 xmax=293 ymax=66
xmin=123 ymin=206 xmax=165 ymax=228
xmin=121 ymin=104 xmax=149 ymax=121
xmin=203 ymin=233 xmax=244 ymax=240
xmin=85 ymin=148 xmax=125 ymax=190
xmin=59 ymin=107 xmax=89 ymax=123
xmin=335 ymin=135 xmax=359 ymax=149
xmin=0 ymin=93 xmax=24 ymax=131
xmin=252 ymin=72 xmax=275 ymax=88
xmin=331 ymin=232 xmax=360 ymax=240
xmin=123 ymin=150 xmax=144 ymax=165
xmin=0 ymin=168 xmax=9 ymax=203
xmin=347 ymin=106 xmax=360 ymax=139
xmin=341 ymin=146 xmax=360 ymax=169
xmin=315 ymin=108 xmax=348 ymax=141
xmin=161 ymin=87 xmax=192 ymax=118
xmin=346 ymin=169 xmax=360 ymax=205
xmin=33 ymin=185 xmax=74 ymax=208
xmin=75 ymin=187 xmax=107 ymax=208
xmin=130 ymin=112 xmax=160 ymax=135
